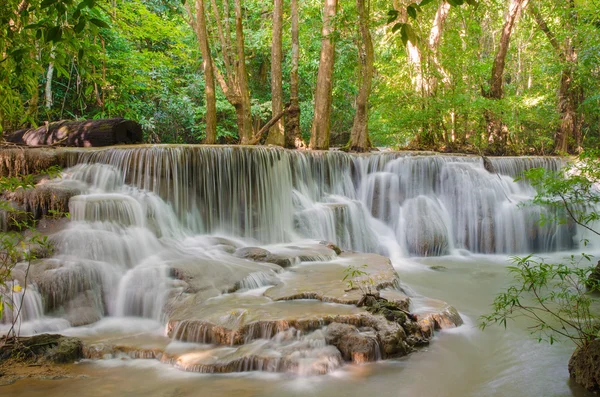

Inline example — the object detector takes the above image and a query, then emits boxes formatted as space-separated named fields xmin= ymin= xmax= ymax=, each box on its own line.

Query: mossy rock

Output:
xmin=0 ymin=334 xmax=83 ymax=364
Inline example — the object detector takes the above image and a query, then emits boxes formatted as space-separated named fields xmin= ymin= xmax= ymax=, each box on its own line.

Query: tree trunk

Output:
xmin=530 ymin=3 xmax=581 ymax=153
xmin=426 ymin=1 xmax=451 ymax=94
xmin=45 ymin=48 xmax=55 ymax=109
xmin=234 ymin=0 xmax=254 ymax=145
xmin=5 ymin=118 xmax=143 ymax=147
xmin=487 ymin=0 xmax=529 ymax=99
xmin=266 ymin=0 xmax=285 ymax=146
xmin=194 ymin=0 xmax=217 ymax=144
xmin=484 ymin=0 xmax=529 ymax=146
xmin=309 ymin=0 xmax=338 ymax=150
xmin=285 ymin=0 xmax=304 ymax=149
xmin=348 ymin=0 xmax=373 ymax=152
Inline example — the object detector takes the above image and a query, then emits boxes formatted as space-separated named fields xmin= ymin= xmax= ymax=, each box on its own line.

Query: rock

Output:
xmin=320 ymin=241 xmax=342 ymax=255
xmin=234 ymin=247 xmax=271 ymax=261
xmin=414 ymin=300 xmax=463 ymax=334
xmin=0 ymin=334 xmax=83 ymax=364
xmin=325 ymin=323 xmax=380 ymax=363
xmin=569 ymin=339 xmax=600 ymax=392
xmin=430 ymin=265 xmax=447 ymax=271
xmin=4 ymin=182 xmax=80 ymax=220
xmin=234 ymin=247 xmax=295 ymax=268
xmin=0 ymin=148 xmax=61 ymax=178
xmin=265 ymin=252 xmax=404 ymax=305
xmin=45 ymin=336 xmax=83 ymax=363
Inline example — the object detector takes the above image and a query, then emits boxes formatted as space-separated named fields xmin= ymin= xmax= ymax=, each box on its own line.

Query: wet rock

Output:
xmin=167 ymin=256 xmax=281 ymax=298
xmin=234 ymin=247 xmax=295 ymax=268
xmin=0 ymin=334 xmax=83 ymax=364
xmin=167 ymin=295 xmax=366 ymax=345
xmin=415 ymin=303 xmax=463 ymax=335
xmin=429 ymin=265 xmax=447 ymax=271
xmin=569 ymin=339 xmax=600 ymax=392
xmin=320 ymin=241 xmax=342 ymax=255
xmin=265 ymin=252 xmax=403 ymax=305
xmin=0 ymin=148 xmax=61 ymax=178
xmin=234 ymin=247 xmax=271 ymax=261
xmin=4 ymin=183 xmax=79 ymax=220
xmin=325 ymin=323 xmax=380 ymax=363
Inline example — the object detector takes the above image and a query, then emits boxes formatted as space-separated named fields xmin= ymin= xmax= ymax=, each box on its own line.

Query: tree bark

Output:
xmin=5 ymin=118 xmax=143 ymax=147
xmin=193 ymin=0 xmax=217 ymax=144
xmin=234 ymin=0 xmax=253 ymax=145
xmin=266 ymin=0 xmax=285 ymax=146
xmin=309 ymin=0 xmax=338 ymax=150
xmin=44 ymin=50 xmax=55 ymax=109
xmin=348 ymin=0 xmax=373 ymax=152
xmin=487 ymin=0 xmax=529 ymax=100
xmin=284 ymin=0 xmax=304 ymax=149
xmin=426 ymin=1 xmax=451 ymax=94
xmin=484 ymin=0 xmax=529 ymax=147
xmin=531 ymin=3 xmax=581 ymax=153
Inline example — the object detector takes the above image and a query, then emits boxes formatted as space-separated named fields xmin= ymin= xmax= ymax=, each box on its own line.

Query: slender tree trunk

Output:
xmin=426 ymin=1 xmax=451 ymax=94
xmin=45 ymin=49 xmax=55 ymax=109
xmin=310 ymin=0 xmax=338 ymax=150
xmin=234 ymin=0 xmax=253 ymax=145
xmin=484 ymin=0 xmax=529 ymax=147
xmin=531 ymin=3 xmax=581 ymax=153
xmin=285 ymin=0 xmax=304 ymax=148
xmin=348 ymin=0 xmax=373 ymax=152
xmin=266 ymin=0 xmax=285 ymax=146
xmin=194 ymin=0 xmax=217 ymax=144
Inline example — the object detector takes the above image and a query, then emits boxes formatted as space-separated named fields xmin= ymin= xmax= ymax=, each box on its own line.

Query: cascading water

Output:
xmin=2 ymin=146 xmax=595 ymax=383
xmin=58 ymin=147 xmax=578 ymax=255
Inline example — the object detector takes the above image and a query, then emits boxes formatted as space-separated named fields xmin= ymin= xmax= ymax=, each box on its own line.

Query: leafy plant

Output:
xmin=343 ymin=264 xmax=376 ymax=296
xmin=481 ymin=152 xmax=600 ymax=348
xmin=480 ymin=254 xmax=600 ymax=347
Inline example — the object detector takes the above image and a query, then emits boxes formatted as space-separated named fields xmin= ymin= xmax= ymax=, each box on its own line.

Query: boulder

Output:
xmin=325 ymin=323 xmax=380 ymax=363
xmin=234 ymin=247 xmax=296 ymax=268
xmin=569 ymin=339 xmax=600 ymax=392
xmin=0 ymin=334 xmax=83 ymax=364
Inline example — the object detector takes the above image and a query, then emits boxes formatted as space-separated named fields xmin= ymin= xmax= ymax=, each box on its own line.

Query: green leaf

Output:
xmin=407 ymin=5 xmax=417 ymax=19
xmin=41 ymin=0 xmax=58 ymax=9
xmin=387 ymin=9 xmax=399 ymax=24
xmin=74 ymin=19 xmax=86 ymax=33
xmin=78 ymin=48 xmax=84 ymax=60
xmin=392 ymin=22 xmax=403 ymax=33
xmin=77 ymin=0 xmax=95 ymax=10
xmin=400 ymin=25 xmax=408 ymax=45
xmin=419 ymin=0 xmax=436 ymax=6
xmin=46 ymin=26 xmax=62 ymax=43
xmin=90 ymin=18 xmax=110 ymax=29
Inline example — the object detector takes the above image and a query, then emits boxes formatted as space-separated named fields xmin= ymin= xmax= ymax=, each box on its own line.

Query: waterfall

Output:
xmin=2 ymin=146 xmax=580 ymax=333
xmin=60 ymin=147 xmax=573 ymax=255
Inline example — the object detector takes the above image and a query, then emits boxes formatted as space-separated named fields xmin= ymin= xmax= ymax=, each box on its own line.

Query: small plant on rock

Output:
xmin=343 ymin=264 xmax=376 ymax=296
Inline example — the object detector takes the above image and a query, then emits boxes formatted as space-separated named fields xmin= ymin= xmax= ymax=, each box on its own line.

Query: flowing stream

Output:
xmin=2 ymin=146 xmax=598 ymax=396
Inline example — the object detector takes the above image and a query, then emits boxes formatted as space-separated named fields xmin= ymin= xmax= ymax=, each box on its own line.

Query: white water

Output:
xmin=1 ymin=146 xmax=597 ymax=396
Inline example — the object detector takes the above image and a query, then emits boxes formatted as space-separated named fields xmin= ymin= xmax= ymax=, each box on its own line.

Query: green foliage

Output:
xmin=343 ymin=264 xmax=376 ymax=296
xmin=481 ymin=152 xmax=600 ymax=348
xmin=480 ymin=254 xmax=599 ymax=348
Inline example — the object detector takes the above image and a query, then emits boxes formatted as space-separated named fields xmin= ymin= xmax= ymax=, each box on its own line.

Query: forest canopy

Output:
xmin=1 ymin=0 xmax=599 ymax=154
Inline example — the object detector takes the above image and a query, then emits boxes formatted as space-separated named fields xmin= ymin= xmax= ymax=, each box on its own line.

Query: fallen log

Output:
xmin=4 ymin=118 xmax=143 ymax=147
